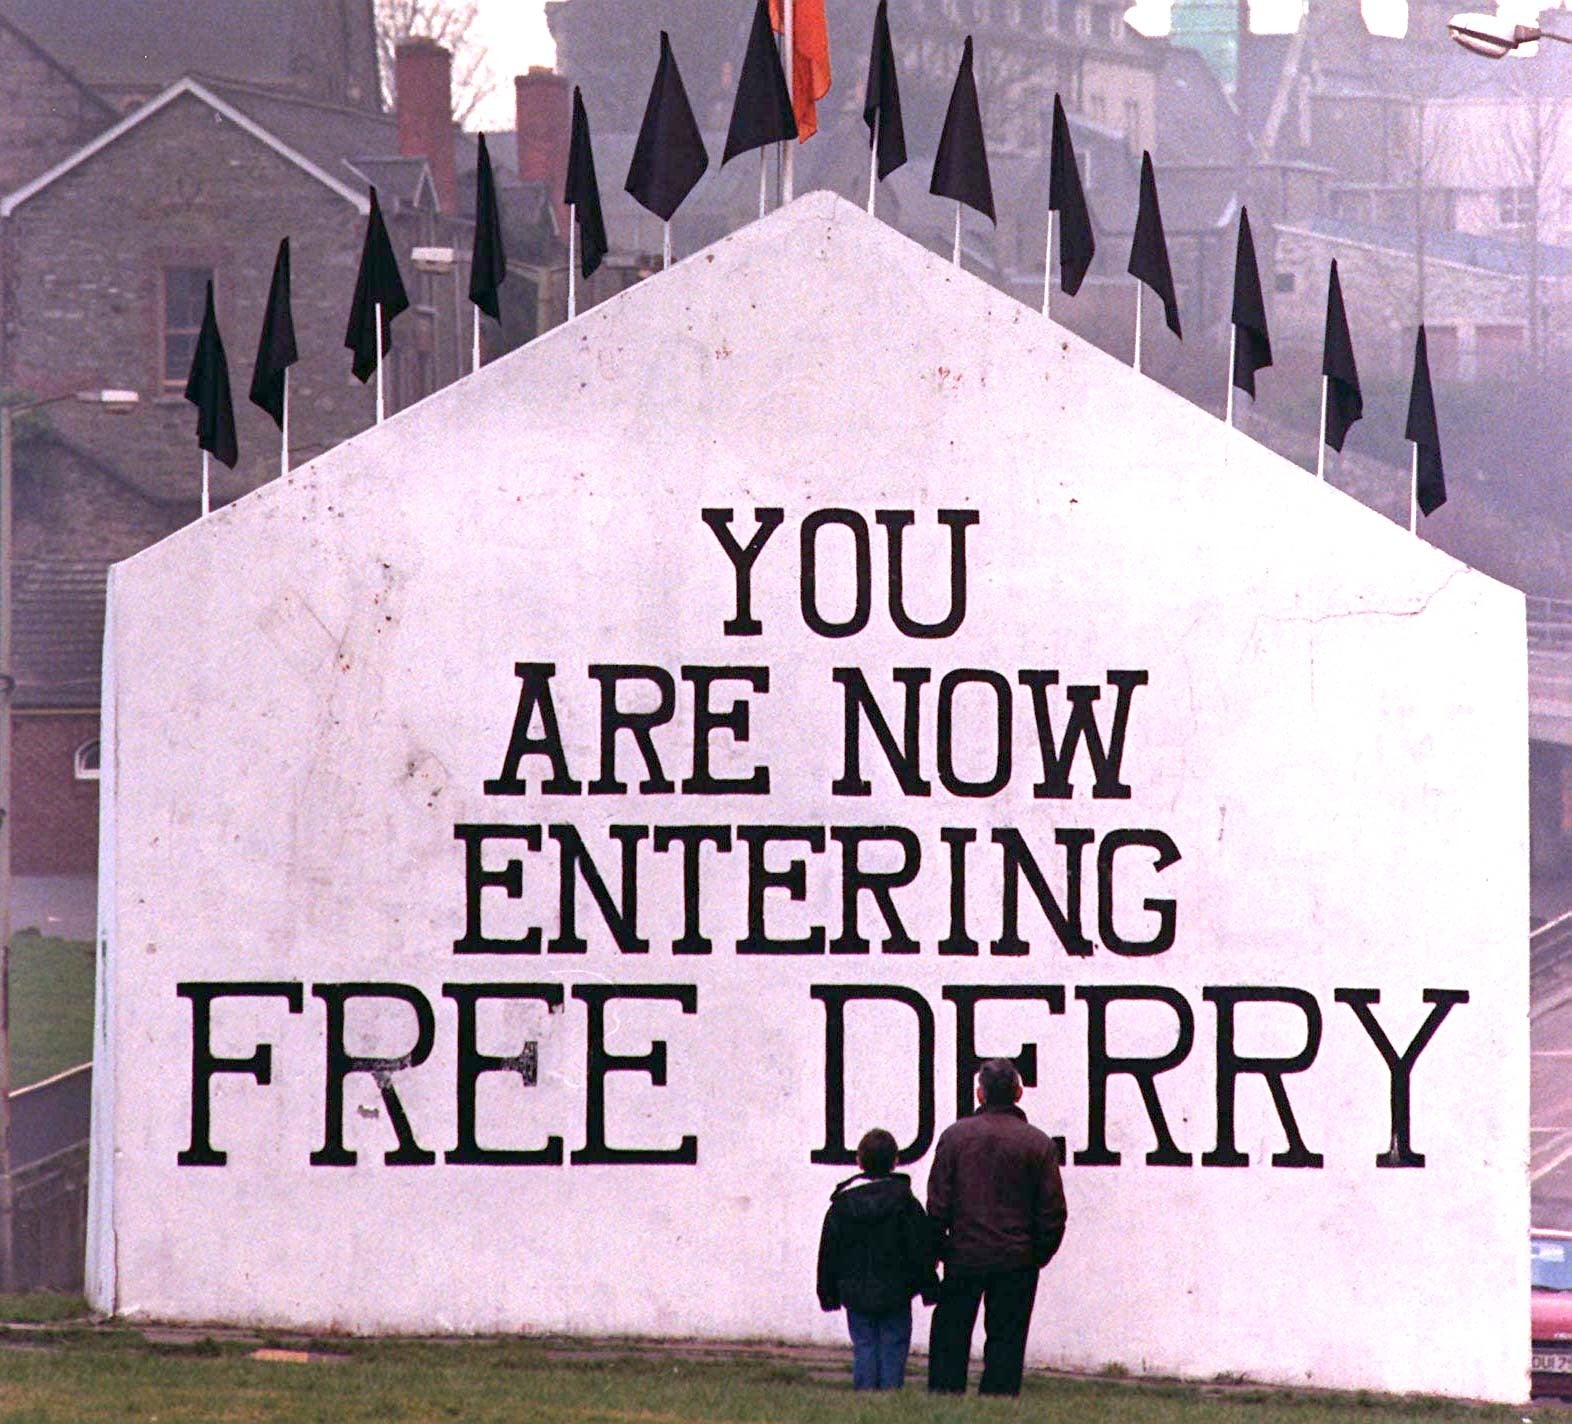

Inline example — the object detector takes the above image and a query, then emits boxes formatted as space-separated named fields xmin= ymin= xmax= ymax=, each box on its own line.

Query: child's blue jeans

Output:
xmin=846 ymin=1303 xmax=912 ymax=1390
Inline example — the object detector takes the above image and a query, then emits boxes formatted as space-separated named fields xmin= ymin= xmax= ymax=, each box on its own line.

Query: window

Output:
xmin=1088 ymin=93 xmax=1106 ymax=121
xmin=74 ymin=739 xmax=100 ymax=782
xmin=1498 ymin=187 xmax=1535 ymax=227
xmin=1274 ymin=271 xmax=1296 ymax=294
xmin=1426 ymin=325 xmax=1460 ymax=379
xmin=1477 ymin=323 xmax=1525 ymax=377
xmin=1123 ymin=99 xmax=1140 ymax=139
xmin=161 ymin=266 xmax=212 ymax=391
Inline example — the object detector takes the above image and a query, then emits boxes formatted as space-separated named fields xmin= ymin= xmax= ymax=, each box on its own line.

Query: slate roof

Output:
xmin=0 ymin=0 xmax=378 ymax=106
xmin=1283 ymin=214 xmax=1572 ymax=278
xmin=206 ymin=82 xmax=441 ymax=209
xmin=12 ymin=558 xmax=107 ymax=710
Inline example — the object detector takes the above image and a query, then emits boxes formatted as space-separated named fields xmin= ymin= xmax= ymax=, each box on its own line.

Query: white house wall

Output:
xmin=92 ymin=192 xmax=1528 ymax=1401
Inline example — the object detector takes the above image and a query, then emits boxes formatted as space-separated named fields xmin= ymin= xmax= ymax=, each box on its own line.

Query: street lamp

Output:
xmin=1448 ymin=11 xmax=1572 ymax=56
xmin=0 ymin=386 xmax=139 ymax=1291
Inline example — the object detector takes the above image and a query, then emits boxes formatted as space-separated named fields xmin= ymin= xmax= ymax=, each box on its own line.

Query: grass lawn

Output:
xmin=0 ymin=1318 xmax=1536 ymax=1424
xmin=8 ymin=932 xmax=95 ymax=1088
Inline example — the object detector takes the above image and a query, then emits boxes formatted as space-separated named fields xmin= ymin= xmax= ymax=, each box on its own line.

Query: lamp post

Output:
xmin=411 ymin=245 xmax=467 ymax=382
xmin=1448 ymin=11 xmax=1572 ymax=56
xmin=0 ymin=386 xmax=138 ymax=1291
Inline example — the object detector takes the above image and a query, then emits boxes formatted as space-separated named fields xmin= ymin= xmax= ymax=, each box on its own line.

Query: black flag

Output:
xmin=626 ymin=31 xmax=709 ymax=222
xmin=930 ymin=36 xmax=994 ymax=223
xmin=185 ymin=280 xmax=237 ymax=469
xmin=1048 ymin=94 xmax=1094 ymax=297
xmin=470 ymin=133 xmax=507 ymax=321
xmin=1230 ymin=207 xmax=1271 ymax=398
xmin=248 ymin=237 xmax=296 ymax=429
xmin=1406 ymin=326 xmax=1446 ymax=515
xmin=344 ymin=187 xmax=409 ymax=383
xmin=1321 ymin=259 xmax=1363 ymax=452
xmin=863 ymin=0 xmax=906 ymax=181
xmin=724 ymin=0 xmax=797 ymax=164
xmin=1128 ymin=151 xmax=1180 ymax=338
xmin=566 ymin=87 xmax=609 ymax=280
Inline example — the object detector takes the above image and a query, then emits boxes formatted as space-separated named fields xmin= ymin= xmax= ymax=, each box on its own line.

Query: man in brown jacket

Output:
xmin=925 ymin=1058 xmax=1067 ymax=1395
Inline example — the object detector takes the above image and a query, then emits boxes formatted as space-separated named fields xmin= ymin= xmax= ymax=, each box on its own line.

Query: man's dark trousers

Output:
xmin=926 ymin=1264 xmax=1039 ymax=1395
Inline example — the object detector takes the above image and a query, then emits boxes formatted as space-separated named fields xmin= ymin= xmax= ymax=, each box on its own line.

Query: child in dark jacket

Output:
xmin=816 ymin=1128 xmax=939 ymax=1391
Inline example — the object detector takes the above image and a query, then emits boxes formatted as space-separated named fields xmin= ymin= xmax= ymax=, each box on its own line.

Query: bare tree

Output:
xmin=1499 ymin=62 xmax=1569 ymax=376
xmin=375 ymin=0 xmax=498 ymax=126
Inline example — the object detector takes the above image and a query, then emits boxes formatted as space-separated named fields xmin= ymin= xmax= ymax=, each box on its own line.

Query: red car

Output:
xmin=1533 ymin=1231 xmax=1572 ymax=1395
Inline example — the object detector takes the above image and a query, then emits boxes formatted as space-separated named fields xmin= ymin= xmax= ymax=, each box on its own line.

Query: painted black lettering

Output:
xmin=483 ymin=662 xmax=582 ymax=795
xmin=1074 ymin=985 xmax=1193 ymax=1166
xmin=1335 ymin=988 xmax=1469 ymax=1168
xmin=1202 ymin=987 xmax=1324 ymax=1169
xmin=1019 ymin=669 xmax=1148 ymax=800
xmin=812 ymin=985 xmax=935 ymax=1166
xmin=453 ymin=823 xmax=543 ymax=954
xmin=547 ymin=824 xmax=650 ymax=954
xmin=680 ymin=666 xmax=770 ymax=795
xmin=1097 ymin=829 xmax=1182 ymax=956
xmin=943 ymin=985 xmax=1066 ymax=1162
xmin=877 ymin=509 xmax=979 ymax=639
xmin=571 ymin=984 xmax=698 ymax=1165
xmin=938 ymin=827 xmax=979 ymax=955
xmin=444 ymin=983 xmax=565 ymax=1165
xmin=736 ymin=825 xmax=827 ymax=954
xmin=702 ymin=507 xmax=784 ymax=636
xmin=177 ymin=981 xmax=303 ymax=1166
xmin=587 ymin=665 xmax=676 ymax=795
xmin=937 ymin=669 xmax=1012 ymax=798
xmin=830 ymin=667 xmax=932 ymax=797
xmin=829 ymin=826 xmax=921 ymax=954
xmin=311 ymin=983 xmax=437 ymax=1167
xmin=991 ymin=827 xmax=1096 ymax=956
xmin=652 ymin=825 xmax=733 ymax=954
xmin=801 ymin=508 xmax=872 ymax=638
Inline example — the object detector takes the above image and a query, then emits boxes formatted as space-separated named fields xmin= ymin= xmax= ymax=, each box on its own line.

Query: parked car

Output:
xmin=1533 ymin=1231 xmax=1572 ymax=1395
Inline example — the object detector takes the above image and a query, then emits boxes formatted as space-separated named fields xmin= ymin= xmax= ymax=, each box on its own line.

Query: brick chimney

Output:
xmin=396 ymin=37 xmax=456 ymax=213
xmin=515 ymin=67 xmax=571 ymax=237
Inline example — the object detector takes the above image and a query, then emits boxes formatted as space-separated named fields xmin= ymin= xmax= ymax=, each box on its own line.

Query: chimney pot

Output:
xmin=396 ymin=37 xmax=457 ymax=213
xmin=516 ymin=68 xmax=572 ymax=239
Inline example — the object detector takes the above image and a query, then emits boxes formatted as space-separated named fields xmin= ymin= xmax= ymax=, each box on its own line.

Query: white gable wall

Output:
xmin=91 ymin=192 xmax=1527 ymax=1400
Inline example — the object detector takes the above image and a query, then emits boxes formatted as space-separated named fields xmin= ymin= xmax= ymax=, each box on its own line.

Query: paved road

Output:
xmin=1533 ymin=963 xmax=1572 ymax=1229
xmin=10 ymin=874 xmax=95 ymax=941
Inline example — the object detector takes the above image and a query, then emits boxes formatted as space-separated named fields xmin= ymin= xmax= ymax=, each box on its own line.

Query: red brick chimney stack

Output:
xmin=515 ymin=67 xmax=571 ymax=237
xmin=396 ymin=37 xmax=457 ymax=213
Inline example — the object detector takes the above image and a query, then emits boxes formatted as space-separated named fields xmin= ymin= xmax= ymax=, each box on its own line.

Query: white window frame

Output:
xmin=74 ymin=738 xmax=100 ymax=781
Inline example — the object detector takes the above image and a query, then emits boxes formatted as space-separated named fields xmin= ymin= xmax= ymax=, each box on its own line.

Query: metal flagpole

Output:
xmin=374 ymin=300 xmax=385 ymax=423
xmin=281 ymin=368 xmax=290 ymax=478
xmin=201 ymin=449 xmax=210 ymax=518
xmin=569 ymin=203 xmax=578 ymax=320
xmin=1225 ymin=327 xmax=1237 ymax=427
xmin=1316 ymin=376 xmax=1328 ymax=481
xmin=953 ymin=204 xmax=962 ymax=266
xmin=867 ymin=113 xmax=878 ymax=216
xmin=663 ymin=222 xmax=672 ymax=270
xmin=1133 ymin=285 xmax=1144 ymax=373
xmin=759 ymin=150 xmax=769 ymax=219
xmin=1409 ymin=444 xmax=1419 ymax=535
xmin=1043 ymin=210 xmax=1055 ymax=318
xmin=783 ymin=0 xmax=795 ymax=203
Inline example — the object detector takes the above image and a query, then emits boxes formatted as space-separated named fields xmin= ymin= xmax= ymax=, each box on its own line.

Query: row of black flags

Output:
xmin=184 ymin=0 xmax=1445 ymax=527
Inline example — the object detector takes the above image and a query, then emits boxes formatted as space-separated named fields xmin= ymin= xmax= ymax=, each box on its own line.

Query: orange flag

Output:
xmin=768 ymin=0 xmax=831 ymax=140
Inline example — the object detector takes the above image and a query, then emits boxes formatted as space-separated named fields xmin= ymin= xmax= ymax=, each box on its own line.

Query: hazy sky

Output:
xmin=464 ymin=0 xmax=1421 ymax=128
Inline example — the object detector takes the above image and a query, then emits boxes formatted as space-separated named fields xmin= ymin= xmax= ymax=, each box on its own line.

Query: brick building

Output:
xmin=0 ymin=2 xmax=570 ymax=876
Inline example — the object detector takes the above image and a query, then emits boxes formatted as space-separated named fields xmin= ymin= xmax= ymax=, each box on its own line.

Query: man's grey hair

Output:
xmin=978 ymin=1057 xmax=1022 ymax=1106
